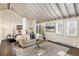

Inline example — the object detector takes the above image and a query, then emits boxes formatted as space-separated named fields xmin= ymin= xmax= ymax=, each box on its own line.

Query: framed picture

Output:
xmin=67 ymin=21 xmax=77 ymax=36
xmin=46 ymin=23 xmax=56 ymax=32
xmin=56 ymin=22 xmax=64 ymax=35
xmin=16 ymin=25 xmax=22 ymax=30
xmin=15 ymin=25 xmax=23 ymax=34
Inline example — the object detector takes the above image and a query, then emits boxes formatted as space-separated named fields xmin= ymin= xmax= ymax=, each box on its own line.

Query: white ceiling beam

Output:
xmin=74 ymin=3 xmax=79 ymax=15
xmin=65 ymin=3 xmax=76 ymax=17
xmin=11 ymin=4 xmax=24 ymax=17
xmin=43 ymin=3 xmax=58 ymax=20
xmin=24 ymin=4 xmax=41 ymax=19
xmin=39 ymin=3 xmax=54 ymax=21
xmin=57 ymin=3 xmax=69 ymax=18
xmin=43 ymin=3 xmax=55 ymax=19
xmin=50 ymin=3 xmax=63 ymax=18
xmin=21 ymin=4 xmax=38 ymax=19
xmin=29 ymin=4 xmax=46 ymax=22
xmin=73 ymin=3 xmax=77 ymax=16
xmin=33 ymin=3 xmax=50 ymax=21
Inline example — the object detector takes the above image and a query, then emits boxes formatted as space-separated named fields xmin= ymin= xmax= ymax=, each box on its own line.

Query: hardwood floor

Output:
xmin=0 ymin=40 xmax=79 ymax=56
xmin=67 ymin=48 xmax=79 ymax=56
xmin=0 ymin=40 xmax=16 ymax=56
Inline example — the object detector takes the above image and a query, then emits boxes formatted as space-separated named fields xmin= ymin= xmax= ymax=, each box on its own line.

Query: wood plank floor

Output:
xmin=0 ymin=40 xmax=79 ymax=56
xmin=0 ymin=40 xmax=16 ymax=56
xmin=67 ymin=48 xmax=79 ymax=56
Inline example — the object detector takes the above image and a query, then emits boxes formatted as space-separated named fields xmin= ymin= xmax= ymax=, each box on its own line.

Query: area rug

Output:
xmin=37 ymin=49 xmax=47 ymax=56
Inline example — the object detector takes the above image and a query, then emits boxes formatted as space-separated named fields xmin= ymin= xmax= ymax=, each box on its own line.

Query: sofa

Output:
xmin=15 ymin=34 xmax=36 ymax=48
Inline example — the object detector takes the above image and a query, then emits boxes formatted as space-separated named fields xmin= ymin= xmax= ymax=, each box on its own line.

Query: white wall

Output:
xmin=26 ymin=19 xmax=36 ymax=34
xmin=0 ymin=10 xmax=36 ymax=40
xmin=0 ymin=12 xmax=2 ymax=41
xmin=0 ymin=10 xmax=23 ymax=40
xmin=37 ymin=16 xmax=79 ymax=48
xmin=22 ymin=18 xmax=36 ymax=34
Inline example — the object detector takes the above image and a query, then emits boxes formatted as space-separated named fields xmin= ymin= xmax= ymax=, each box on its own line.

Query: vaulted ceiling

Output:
xmin=0 ymin=3 xmax=79 ymax=23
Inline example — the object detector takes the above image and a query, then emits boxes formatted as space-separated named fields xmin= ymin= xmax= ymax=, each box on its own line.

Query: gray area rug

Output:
xmin=13 ymin=42 xmax=69 ymax=56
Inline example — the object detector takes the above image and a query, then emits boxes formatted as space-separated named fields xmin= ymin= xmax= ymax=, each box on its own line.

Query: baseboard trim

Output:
xmin=47 ymin=40 xmax=76 ymax=48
